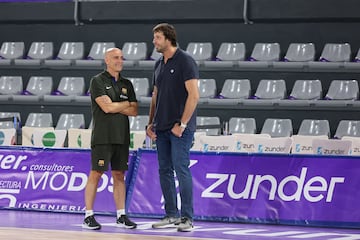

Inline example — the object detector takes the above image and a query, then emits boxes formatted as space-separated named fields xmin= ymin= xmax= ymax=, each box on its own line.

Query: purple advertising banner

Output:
xmin=127 ymin=150 xmax=360 ymax=227
xmin=0 ymin=146 xmax=136 ymax=214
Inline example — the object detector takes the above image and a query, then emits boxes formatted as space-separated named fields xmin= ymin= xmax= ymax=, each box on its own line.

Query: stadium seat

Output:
xmin=138 ymin=47 xmax=162 ymax=68
xmin=122 ymin=42 xmax=147 ymax=67
xmin=129 ymin=115 xmax=149 ymax=131
xmin=345 ymin=48 xmax=360 ymax=69
xmin=74 ymin=85 xmax=91 ymax=103
xmin=75 ymin=42 xmax=115 ymax=67
xmin=261 ymin=118 xmax=293 ymax=137
xmin=204 ymin=42 xmax=246 ymax=68
xmin=255 ymin=79 xmax=286 ymax=99
xmin=309 ymin=43 xmax=351 ymax=69
xmin=13 ymin=76 xmax=53 ymax=102
xmin=196 ymin=116 xmax=221 ymax=136
xmin=279 ymin=79 xmax=322 ymax=107
xmin=186 ymin=42 xmax=213 ymax=66
xmin=25 ymin=113 xmax=53 ymax=127
xmin=0 ymin=42 xmax=25 ymax=65
xmin=314 ymin=80 xmax=359 ymax=107
xmin=198 ymin=79 xmax=217 ymax=104
xmin=55 ymin=113 xmax=85 ymax=130
xmin=44 ymin=42 xmax=85 ymax=67
xmin=0 ymin=112 xmax=21 ymax=129
xmin=208 ymin=79 xmax=251 ymax=105
xmin=243 ymin=79 xmax=286 ymax=107
xmin=229 ymin=117 xmax=256 ymax=134
xmin=128 ymin=77 xmax=150 ymax=103
xmin=325 ymin=80 xmax=358 ymax=100
xmin=290 ymin=79 xmax=322 ymax=100
xmin=43 ymin=77 xmax=85 ymax=102
xmin=238 ymin=43 xmax=280 ymax=68
xmin=14 ymin=42 xmax=53 ymax=66
xmin=297 ymin=119 xmax=330 ymax=137
xmin=0 ymin=76 xmax=23 ymax=101
xmin=273 ymin=43 xmax=315 ymax=69
xmin=334 ymin=120 xmax=360 ymax=138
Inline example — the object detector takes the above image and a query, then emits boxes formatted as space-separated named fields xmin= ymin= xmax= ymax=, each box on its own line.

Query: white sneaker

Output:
xmin=177 ymin=217 xmax=194 ymax=232
xmin=152 ymin=216 xmax=180 ymax=229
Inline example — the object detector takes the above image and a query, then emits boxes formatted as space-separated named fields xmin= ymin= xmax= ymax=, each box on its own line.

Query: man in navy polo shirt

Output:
xmin=146 ymin=23 xmax=200 ymax=232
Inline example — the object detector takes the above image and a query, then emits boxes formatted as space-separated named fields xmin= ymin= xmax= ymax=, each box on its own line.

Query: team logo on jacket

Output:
xmin=98 ymin=159 xmax=105 ymax=167
xmin=121 ymin=88 xmax=127 ymax=95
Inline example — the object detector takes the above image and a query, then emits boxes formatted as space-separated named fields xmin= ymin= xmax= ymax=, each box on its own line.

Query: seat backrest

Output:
xmin=290 ymin=79 xmax=322 ymax=100
xmin=57 ymin=77 xmax=85 ymax=96
xmin=284 ymin=43 xmax=315 ymax=62
xmin=355 ymin=48 xmax=360 ymax=62
xmin=250 ymin=43 xmax=280 ymax=61
xmin=196 ymin=116 xmax=221 ymax=136
xmin=325 ymin=80 xmax=359 ymax=100
xmin=27 ymin=42 xmax=53 ymax=60
xmin=229 ymin=117 xmax=256 ymax=134
xmin=186 ymin=42 xmax=213 ymax=61
xmin=220 ymin=79 xmax=251 ymax=99
xmin=57 ymin=42 xmax=84 ymax=60
xmin=128 ymin=78 xmax=149 ymax=97
xmin=0 ymin=76 xmax=23 ymax=95
xmin=198 ymin=79 xmax=217 ymax=98
xmin=216 ymin=42 xmax=246 ymax=61
xmin=55 ymin=113 xmax=85 ymax=130
xmin=261 ymin=118 xmax=293 ymax=137
xmin=25 ymin=113 xmax=53 ymax=127
xmin=255 ymin=79 xmax=286 ymax=99
xmin=0 ymin=42 xmax=25 ymax=59
xmin=335 ymin=120 xmax=360 ymax=138
xmin=26 ymin=76 xmax=53 ymax=96
xmin=319 ymin=43 xmax=351 ymax=62
xmin=129 ymin=115 xmax=149 ymax=131
xmin=149 ymin=47 xmax=162 ymax=60
xmin=298 ymin=119 xmax=330 ymax=137
xmin=0 ymin=112 xmax=21 ymax=129
xmin=122 ymin=42 xmax=147 ymax=60
xmin=87 ymin=42 xmax=116 ymax=60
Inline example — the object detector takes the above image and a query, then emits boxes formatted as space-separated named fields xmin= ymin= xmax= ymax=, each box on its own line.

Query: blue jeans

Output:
xmin=155 ymin=128 xmax=194 ymax=220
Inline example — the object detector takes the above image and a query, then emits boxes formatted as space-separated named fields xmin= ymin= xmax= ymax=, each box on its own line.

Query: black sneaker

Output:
xmin=82 ymin=215 xmax=101 ymax=230
xmin=116 ymin=215 xmax=137 ymax=229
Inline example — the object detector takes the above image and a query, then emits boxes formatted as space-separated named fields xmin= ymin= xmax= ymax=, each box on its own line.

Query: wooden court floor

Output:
xmin=1 ymin=209 xmax=360 ymax=240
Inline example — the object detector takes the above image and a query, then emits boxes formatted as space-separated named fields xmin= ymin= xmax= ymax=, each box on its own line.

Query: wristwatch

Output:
xmin=180 ymin=122 xmax=187 ymax=129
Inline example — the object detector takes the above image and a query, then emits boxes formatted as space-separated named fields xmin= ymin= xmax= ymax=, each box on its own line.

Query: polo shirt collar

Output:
xmin=103 ymin=70 xmax=122 ymax=82
xmin=160 ymin=48 xmax=180 ymax=63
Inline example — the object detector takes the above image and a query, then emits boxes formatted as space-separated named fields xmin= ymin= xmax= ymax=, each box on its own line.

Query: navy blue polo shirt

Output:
xmin=153 ymin=48 xmax=199 ymax=131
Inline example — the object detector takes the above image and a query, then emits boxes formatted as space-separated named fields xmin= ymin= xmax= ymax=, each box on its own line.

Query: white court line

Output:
xmin=0 ymin=189 xmax=20 ymax=193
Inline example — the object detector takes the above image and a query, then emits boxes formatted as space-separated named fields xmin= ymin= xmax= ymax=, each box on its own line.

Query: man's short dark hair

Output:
xmin=152 ymin=23 xmax=177 ymax=47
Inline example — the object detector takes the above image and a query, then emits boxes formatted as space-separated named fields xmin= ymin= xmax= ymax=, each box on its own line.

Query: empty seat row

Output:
xmin=0 ymin=112 xmax=86 ymax=130
xmin=0 ymin=41 xmax=147 ymax=68
xmin=1 ymin=113 xmax=359 ymax=147
xmin=2 ymin=76 xmax=360 ymax=107
xmin=0 ymin=75 xmax=151 ymax=103
xmin=198 ymin=78 xmax=359 ymax=104
xmin=189 ymin=42 xmax=360 ymax=69
xmin=197 ymin=116 xmax=360 ymax=139
xmin=128 ymin=115 xmax=360 ymax=139
xmin=0 ymin=76 xmax=86 ymax=102
xmin=2 ymin=41 xmax=360 ymax=69
xmin=198 ymin=79 xmax=360 ymax=106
